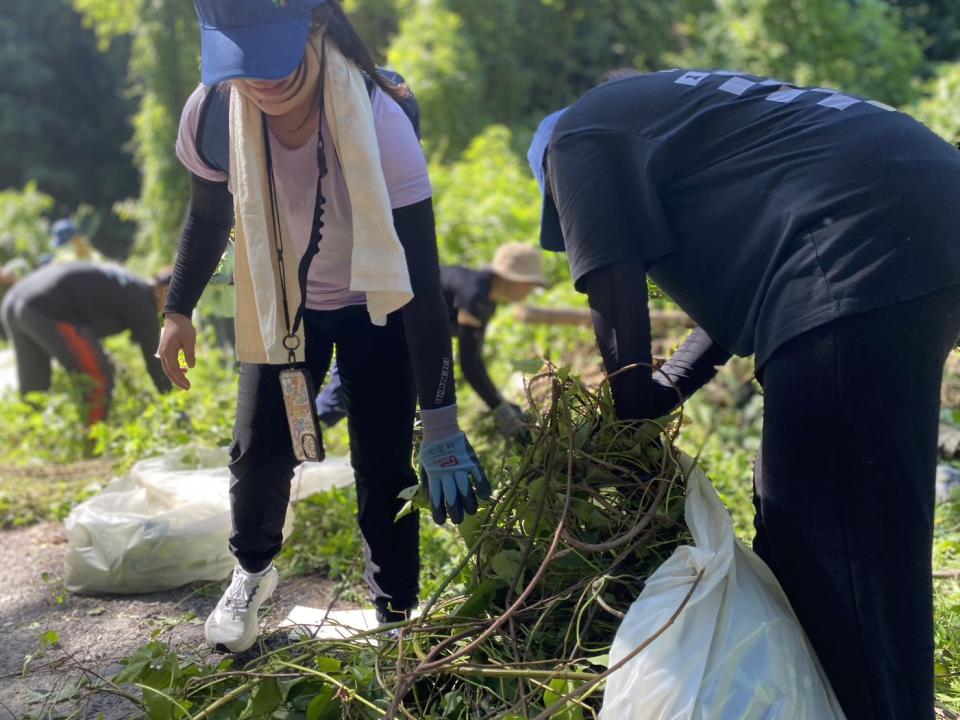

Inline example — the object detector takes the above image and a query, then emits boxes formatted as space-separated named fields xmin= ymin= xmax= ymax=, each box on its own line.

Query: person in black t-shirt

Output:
xmin=316 ymin=243 xmax=547 ymax=439
xmin=529 ymin=70 xmax=960 ymax=720
xmin=0 ymin=262 xmax=173 ymax=424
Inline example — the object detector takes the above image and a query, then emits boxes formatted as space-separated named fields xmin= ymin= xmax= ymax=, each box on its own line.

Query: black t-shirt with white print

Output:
xmin=546 ymin=69 xmax=960 ymax=364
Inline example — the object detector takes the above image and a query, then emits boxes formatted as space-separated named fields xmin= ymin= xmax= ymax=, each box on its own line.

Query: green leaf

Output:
xmin=569 ymin=497 xmax=607 ymax=528
xmin=306 ymin=687 xmax=338 ymax=720
xmin=281 ymin=678 xmax=319 ymax=708
xmin=527 ymin=477 xmax=547 ymax=498
xmin=241 ymin=678 xmax=282 ymax=719
xmin=116 ymin=642 xmax=168 ymax=684
xmin=397 ymin=483 xmax=420 ymax=501
xmin=491 ymin=549 xmax=524 ymax=585
xmin=543 ymin=679 xmax=584 ymax=720
xmin=573 ymin=422 xmax=592 ymax=450
xmin=138 ymin=654 xmax=180 ymax=692
xmin=39 ymin=630 xmax=59 ymax=648
xmin=584 ymin=654 xmax=609 ymax=668
xmin=395 ymin=499 xmax=415 ymax=522
xmin=455 ymin=579 xmax=499 ymax=618
xmin=140 ymin=685 xmax=174 ymax=720
xmin=314 ymin=656 xmax=341 ymax=673
xmin=442 ymin=690 xmax=465 ymax=716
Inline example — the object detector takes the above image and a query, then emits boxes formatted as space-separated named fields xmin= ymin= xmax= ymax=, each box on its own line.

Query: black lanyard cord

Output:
xmin=260 ymin=43 xmax=329 ymax=366
xmin=261 ymin=113 xmax=298 ymax=365
xmin=293 ymin=39 xmax=328 ymax=340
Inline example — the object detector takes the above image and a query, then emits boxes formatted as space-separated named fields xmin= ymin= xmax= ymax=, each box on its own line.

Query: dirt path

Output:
xmin=0 ymin=522 xmax=337 ymax=719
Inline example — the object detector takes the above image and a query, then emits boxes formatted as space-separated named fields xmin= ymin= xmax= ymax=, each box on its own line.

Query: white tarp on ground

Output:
xmin=281 ymin=607 xmax=381 ymax=642
xmin=600 ymin=456 xmax=846 ymax=720
xmin=280 ymin=605 xmax=421 ymax=643
xmin=64 ymin=445 xmax=355 ymax=594
xmin=0 ymin=348 xmax=17 ymax=395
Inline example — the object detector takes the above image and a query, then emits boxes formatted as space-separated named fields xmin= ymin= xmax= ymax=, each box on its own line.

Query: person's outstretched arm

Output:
xmin=157 ymin=174 xmax=234 ymax=390
xmin=652 ymin=326 xmax=731 ymax=408
xmin=392 ymin=199 xmax=456 ymax=411
xmin=583 ymin=261 xmax=658 ymax=420
xmin=457 ymin=322 xmax=501 ymax=410
xmin=392 ymin=198 xmax=490 ymax=525
xmin=583 ymin=261 xmax=729 ymax=419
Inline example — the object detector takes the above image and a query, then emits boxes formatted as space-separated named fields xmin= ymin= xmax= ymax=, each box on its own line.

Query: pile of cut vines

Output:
xmin=96 ymin=366 xmax=696 ymax=719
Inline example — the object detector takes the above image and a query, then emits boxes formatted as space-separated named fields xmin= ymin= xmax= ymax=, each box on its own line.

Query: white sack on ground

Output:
xmin=600 ymin=457 xmax=845 ymax=720
xmin=64 ymin=445 xmax=355 ymax=594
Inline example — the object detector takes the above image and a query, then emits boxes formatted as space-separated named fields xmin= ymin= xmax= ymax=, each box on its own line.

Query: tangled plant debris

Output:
xmin=82 ymin=366 xmax=696 ymax=719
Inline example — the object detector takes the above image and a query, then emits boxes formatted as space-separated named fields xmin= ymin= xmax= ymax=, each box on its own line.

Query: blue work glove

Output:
xmin=419 ymin=432 xmax=490 ymax=525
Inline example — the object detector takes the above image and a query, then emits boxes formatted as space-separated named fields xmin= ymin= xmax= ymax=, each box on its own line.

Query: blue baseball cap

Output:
xmin=194 ymin=0 xmax=328 ymax=86
xmin=527 ymin=108 xmax=568 ymax=252
xmin=51 ymin=219 xmax=78 ymax=248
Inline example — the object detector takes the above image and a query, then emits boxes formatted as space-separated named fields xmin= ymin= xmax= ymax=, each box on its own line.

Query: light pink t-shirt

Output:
xmin=176 ymin=84 xmax=432 ymax=311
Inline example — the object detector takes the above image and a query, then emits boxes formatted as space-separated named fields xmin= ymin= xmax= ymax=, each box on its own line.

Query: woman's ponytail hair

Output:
xmin=311 ymin=1 xmax=409 ymax=103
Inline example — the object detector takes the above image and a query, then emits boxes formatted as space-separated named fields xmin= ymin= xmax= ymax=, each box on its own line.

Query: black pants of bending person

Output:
xmin=228 ymin=306 xmax=419 ymax=615
xmin=0 ymin=295 xmax=113 ymax=424
xmin=754 ymin=285 xmax=960 ymax=720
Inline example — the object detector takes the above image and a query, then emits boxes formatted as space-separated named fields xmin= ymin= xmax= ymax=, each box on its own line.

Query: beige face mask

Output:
xmin=235 ymin=46 xmax=322 ymax=149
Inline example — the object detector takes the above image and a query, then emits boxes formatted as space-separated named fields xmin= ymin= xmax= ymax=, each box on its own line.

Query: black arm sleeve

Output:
xmin=583 ymin=261 xmax=659 ymax=420
xmin=458 ymin=324 xmax=502 ymax=409
xmin=585 ymin=262 xmax=731 ymax=419
xmin=652 ymin=326 xmax=731 ymax=408
xmin=164 ymin=174 xmax=234 ymax=317
xmin=393 ymin=198 xmax=456 ymax=410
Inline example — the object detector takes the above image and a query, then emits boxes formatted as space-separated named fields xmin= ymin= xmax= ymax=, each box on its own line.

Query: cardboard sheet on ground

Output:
xmin=281 ymin=606 xmax=381 ymax=642
xmin=600 ymin=456 xmax=846 ymax=720
xmin=63 ymin=446 xmax=355 ymax=594
xmin=280 ymin=606 xmax=420 ymax=644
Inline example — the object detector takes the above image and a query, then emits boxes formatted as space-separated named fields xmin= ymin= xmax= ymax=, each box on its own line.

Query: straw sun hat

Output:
xmin=490 ymin=243 xmax=549 ymax=287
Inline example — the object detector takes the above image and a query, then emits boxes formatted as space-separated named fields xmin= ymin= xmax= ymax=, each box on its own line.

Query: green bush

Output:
xmin=0 ymin=183 xmax=54 ymax=268
xmin=386 ymin=0 xmax=487 ymax=156
xmin=431 ymin=125 xmax=543 ymax=269
xmin=0 ymin=329 xmax=237 ymax=470
xmin=675 ymin=0 xmax=924 ymax=106
xmin=910 ymin=62 xmax=960 ymax=145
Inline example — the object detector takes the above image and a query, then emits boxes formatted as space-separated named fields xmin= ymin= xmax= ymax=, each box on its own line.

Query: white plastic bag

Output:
xmin=64 ymin=446 xmax=355 ymax=594
xmin=600 ymin=457 xmax=846 ymax=720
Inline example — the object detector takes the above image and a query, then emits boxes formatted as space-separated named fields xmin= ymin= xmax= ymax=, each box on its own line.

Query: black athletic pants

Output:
xmin=228 ymin=306 xmax=419 ymax=614
xmin=754 ymin=285 xmax=960 ymax=720
xmin=1 ymin=295 xmax=113 ymax=424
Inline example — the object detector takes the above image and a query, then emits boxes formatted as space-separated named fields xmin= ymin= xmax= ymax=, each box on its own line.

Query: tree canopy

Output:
xmin=0 ymin=0 xmax=138 ymax=256
xmin=2 ymin=0 xmax=957 ymax=261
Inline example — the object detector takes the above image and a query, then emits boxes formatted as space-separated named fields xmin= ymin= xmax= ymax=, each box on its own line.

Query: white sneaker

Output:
xmin=204 ymin=564 xmax=279 ymax=653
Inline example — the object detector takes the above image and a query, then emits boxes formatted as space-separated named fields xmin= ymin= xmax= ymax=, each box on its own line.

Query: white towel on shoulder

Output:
xmin=228 ymin=35 xmax=412 ymax=365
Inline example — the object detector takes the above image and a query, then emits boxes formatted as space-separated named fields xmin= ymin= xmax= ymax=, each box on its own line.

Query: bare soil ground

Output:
xmin=0 ymin=522 xmax=336 ymax=719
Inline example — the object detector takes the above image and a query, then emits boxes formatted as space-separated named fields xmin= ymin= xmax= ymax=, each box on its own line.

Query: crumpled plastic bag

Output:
xmin=600 ymin=456 xmax=846 ymax=720
xmin=64 ymin=445 xmax=355 ymax=594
